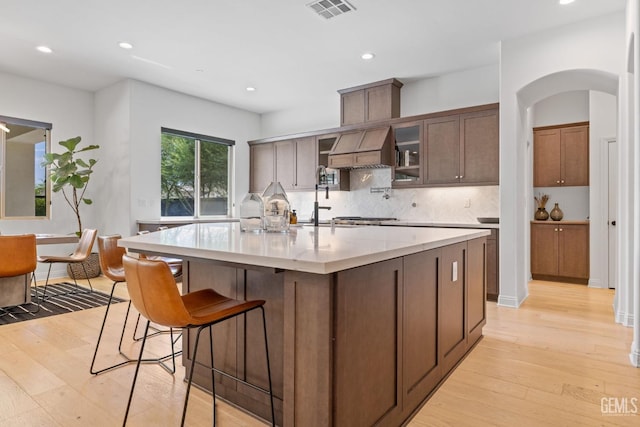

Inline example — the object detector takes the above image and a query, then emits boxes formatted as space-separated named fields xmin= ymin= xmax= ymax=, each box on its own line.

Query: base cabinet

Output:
xmin=183 ymin=238 xmax=487 ymax=427
xmin=531 ymin=221 xmax=589 ymax=283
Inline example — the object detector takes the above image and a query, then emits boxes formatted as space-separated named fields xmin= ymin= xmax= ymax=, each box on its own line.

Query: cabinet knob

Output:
xmin=554 ymin=228 xmax=558 ymax=232
xmin=556 ymin=180 xmax=560 ymax=184
xmin=455 ymin=175 xmax=459 ymax=179
xmin=460 ymin=175 xmax=464 ymax=179
xmin=559 ymin=228 xmax=563 ymax=232
xmin=561 ymin=180 xmax=565 ymax=184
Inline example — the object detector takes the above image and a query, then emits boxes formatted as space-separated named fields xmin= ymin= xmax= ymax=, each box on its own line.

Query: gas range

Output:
xmin=331 ymin=216 xmax=397 ymax=226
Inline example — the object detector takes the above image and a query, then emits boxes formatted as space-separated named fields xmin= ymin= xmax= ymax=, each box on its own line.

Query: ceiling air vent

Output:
xmin=307 ymin=0 xmax=356 ymax=20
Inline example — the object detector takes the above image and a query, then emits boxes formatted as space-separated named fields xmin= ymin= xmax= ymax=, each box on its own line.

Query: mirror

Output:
xmin=0 ymin=116 xmax=51 ymax=218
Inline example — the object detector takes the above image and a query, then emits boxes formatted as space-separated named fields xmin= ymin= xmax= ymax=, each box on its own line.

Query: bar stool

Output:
xmin=90 ymin=235 xmax=180 ymax=375
xmin=0 ymin=234 xmax=39 ymax=314
xmin=37 ymin=228 xmax=98 ymax=298
xmin=121 ymin=255 xmax=275 ymax=427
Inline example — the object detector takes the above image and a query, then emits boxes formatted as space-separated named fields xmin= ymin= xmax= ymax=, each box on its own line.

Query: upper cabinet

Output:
xmin=249 ymin=143 xmax=275 ymax=194
xmin=392 ymin=104 xmax=499 ymax=188
xmin=393 ymin=121 xmax=422 ymax=186
xmin=339 ymin=79 xmax=403 ymax=126
xmin=249 ymin=137 xmax=317 ymax=194
xmin=248 ymin=101 xmax=500 ymax=191
xmin=533 ymin=122 xmax=589 ymax=187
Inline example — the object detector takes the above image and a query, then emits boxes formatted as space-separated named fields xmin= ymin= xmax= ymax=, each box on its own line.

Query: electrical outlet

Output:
xmin=464 ymin=198 xmax=471 ymax=208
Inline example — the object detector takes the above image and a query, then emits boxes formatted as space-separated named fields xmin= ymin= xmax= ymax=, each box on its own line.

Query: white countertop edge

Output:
xmin=120 ymin=227 xmax=490 ymax=274
xmin=385 ymin=220 xmax=499 ymax=229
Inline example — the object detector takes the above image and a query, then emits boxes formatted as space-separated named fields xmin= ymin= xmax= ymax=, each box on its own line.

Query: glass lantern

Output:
xmin=261 ymin=181 xmax=290 ymax=233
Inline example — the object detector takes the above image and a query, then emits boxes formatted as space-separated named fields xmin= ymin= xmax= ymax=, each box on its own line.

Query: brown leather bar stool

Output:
xmin=90 ymin=235 xmax=180 ymax=375
xmin=122 ymin=255 xmax=275 ymax=427
xmin=0 ymin=234 xmax=39 ymax=314
xmin=37 ymin=228 xmax=98 ymax=298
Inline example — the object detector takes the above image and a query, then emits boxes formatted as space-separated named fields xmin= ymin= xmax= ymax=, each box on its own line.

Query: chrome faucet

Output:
xmin=314 ymin=165 xmax=331 ymax=226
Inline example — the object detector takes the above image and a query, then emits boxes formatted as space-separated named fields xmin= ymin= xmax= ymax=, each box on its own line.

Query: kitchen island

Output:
xmin=119 ymin=223 xmax=490 ymax=426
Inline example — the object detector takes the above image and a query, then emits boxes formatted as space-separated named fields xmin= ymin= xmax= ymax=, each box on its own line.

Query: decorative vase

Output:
xmin=261 ymin=181 xmax=290 ymax=233
xmin=550 ymin=203 xmax=564 ymax=221
xmin=534 ymin=207 xmax=549 ymax=221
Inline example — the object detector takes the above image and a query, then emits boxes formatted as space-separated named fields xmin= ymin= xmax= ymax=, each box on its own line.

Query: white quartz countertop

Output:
xmin=382 ymin=220 xmax=499 ymax=229
xmin=119 ymin=223 xmax=490 ymax=275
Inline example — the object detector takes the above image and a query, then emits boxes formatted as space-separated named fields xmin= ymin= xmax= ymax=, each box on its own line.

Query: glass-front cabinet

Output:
xmin=392 ymin=121 xmax=422 ymax=186
xmin=317 ymin=133 xmax=349 ymax=190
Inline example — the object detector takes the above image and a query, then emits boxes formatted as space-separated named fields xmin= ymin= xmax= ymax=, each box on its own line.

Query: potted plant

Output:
xmin=42 ymin=136 xmax=101 ymax=279
xmin=42 ymin=136 xmax=99 ymax=236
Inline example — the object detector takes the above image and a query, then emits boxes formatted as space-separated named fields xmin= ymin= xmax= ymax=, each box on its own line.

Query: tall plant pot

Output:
xmin=67 ymin=252 xmax=101 ymax=279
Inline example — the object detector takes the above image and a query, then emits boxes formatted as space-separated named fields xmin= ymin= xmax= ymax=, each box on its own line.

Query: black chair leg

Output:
xmin=123 ymin=320 xmax=151 ymax=427
xmin=90 ymin=281 xmax=122 ymax=375
xmin=182 ymin=325 xmax=205 ymax=426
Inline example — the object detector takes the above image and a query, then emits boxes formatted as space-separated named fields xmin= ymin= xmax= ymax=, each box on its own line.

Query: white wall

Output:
xmin=0 ymin=70 xmax=94 ymax=278
xmin=97 ymin=80 xmax=262 ymax=236
xmin=500 ymin=11 xmax=624 ymax=308
xmin=260 ymin=65 xmax=500 ymax=138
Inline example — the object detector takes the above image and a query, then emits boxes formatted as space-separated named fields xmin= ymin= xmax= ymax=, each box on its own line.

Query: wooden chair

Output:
xmin=37 ymin=228 xmax=97 ymax=298
xmin=0 ymin=234 xmax=39 ymax=314
xmin=121 ymin=255 xmax=275 ymax=426
xmin=90 ymin=235 xmax=180 ymax=375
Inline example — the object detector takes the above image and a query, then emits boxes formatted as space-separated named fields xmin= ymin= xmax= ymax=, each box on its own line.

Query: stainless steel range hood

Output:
xmin=327 ymin=126 xmax=394 ymax=169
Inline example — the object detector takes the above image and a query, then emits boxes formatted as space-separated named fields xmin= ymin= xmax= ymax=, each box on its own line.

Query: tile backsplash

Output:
xmin=286 ymin=168 xmax=499 ymax=223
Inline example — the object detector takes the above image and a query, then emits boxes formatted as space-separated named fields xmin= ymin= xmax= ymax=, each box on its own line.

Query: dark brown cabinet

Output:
xmin=339 ymin=78 xmax=402 ymax=126
xmin=423 ymin=108 xmax=499 ymax=186
xmin=486 ymin=229 xmax=499 ymax=301
xmin=531 ymin=221 xmax=589 ymax=283
xmin=459 ymin=109 xmax=500 ymax=185
xmin=275 ymin=137 xmax=316 ymax=192
xmin=424 ymin=115 xmax=460 ymax=184
xmin=533 ymin=122 xmax=589 ymax=187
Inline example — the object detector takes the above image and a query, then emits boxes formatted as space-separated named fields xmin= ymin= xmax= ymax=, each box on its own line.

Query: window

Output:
xmin=160 ymin=127 xmax=233 ymax=217
xmin=0 ymin=115 xmax=51 ymax=219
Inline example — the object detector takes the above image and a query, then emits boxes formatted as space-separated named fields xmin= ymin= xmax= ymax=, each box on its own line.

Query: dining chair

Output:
xmin=90 ymin=235 xmax=180 ymax=375
xmin=37 ymin=228 xmax=97 ymax=299
xmin=121 ymin=255 xmax=275 ymax=427
xmin=0 ymin=234 xmax=39 ymax=314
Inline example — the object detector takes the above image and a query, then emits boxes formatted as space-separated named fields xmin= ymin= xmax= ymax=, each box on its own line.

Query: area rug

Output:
xmin=0 ymin=282 xmax=126 ymax=325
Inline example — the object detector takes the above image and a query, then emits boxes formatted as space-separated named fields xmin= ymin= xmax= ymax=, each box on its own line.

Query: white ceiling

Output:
xmin=0 ymin=0 xmax=626 ymax=115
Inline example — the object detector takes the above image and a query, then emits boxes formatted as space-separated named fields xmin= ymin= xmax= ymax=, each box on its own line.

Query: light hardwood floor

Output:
xmin=0 ymin=278 xmax=638 ymax=426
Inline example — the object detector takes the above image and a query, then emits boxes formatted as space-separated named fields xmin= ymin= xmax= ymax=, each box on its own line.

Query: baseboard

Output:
xmin=629 ymin=346 xmax=640 ymax=367
xmin=497 ymin=293 xmax=526 ymax=308
xmin=615 ymin=310 xmax=634 ymax=327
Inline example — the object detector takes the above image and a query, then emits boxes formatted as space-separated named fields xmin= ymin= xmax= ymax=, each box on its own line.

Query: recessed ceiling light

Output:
xmin=119 ymin=41 xmax=133 ymax=49
xmin=361 ymin=52 xmax=375 ymax=60
xmin=559 ymin=0 xmax=575 ymax=5
xmin=246 ymin=86 xmax=256 ymax=92
xmin=36 ymin=46 xmax=52 ymax=54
